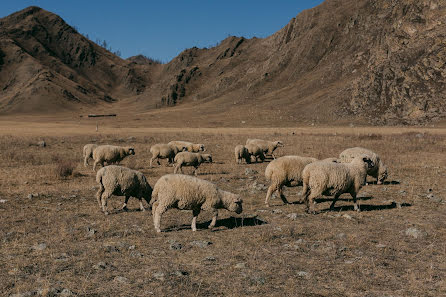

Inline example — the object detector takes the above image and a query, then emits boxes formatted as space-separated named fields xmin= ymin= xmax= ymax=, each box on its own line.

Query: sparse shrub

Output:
xmin=54 ymin=161 xmax=76 ymax=179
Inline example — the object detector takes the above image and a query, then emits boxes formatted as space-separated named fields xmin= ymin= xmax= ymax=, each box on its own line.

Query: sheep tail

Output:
xmin=301 ymin=172 xmax=310 ymax=198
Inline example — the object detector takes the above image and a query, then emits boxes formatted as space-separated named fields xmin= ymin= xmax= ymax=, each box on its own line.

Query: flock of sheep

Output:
xmin=82 ymin=139 xmax=388 ymax=232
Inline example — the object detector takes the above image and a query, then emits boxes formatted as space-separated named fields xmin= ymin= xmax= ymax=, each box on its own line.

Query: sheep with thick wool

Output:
xmin=301 ymin=155 xmax=374 ymax=214
xmin=96 ymin=165 xmax=152 ymax=215
xmin=83 ymin=143 xmax=98 ymax=167
xmin=234 ymin=145 xmax=251 ymax=164
xmin=246 ymin=139 xmax=284 ymax=159
xmin=168 ymin=141 xmax=205 ymax=153
xmin=150 ymin=143 xmax=182 ymax=167
xmin=339 ymin=147 xmax=388 ymax=184
xmin=264 ymin=156 xmax=318 ymax=207
xmin=92 ymin=145 xmax=135 ymax=171
xmin=151 ymin=174 xmax=243 ymax=232
xmin=245 ymin=143 xmax=266 ymax=163
xmin=174 ymin=152 xmax=212 ymax=175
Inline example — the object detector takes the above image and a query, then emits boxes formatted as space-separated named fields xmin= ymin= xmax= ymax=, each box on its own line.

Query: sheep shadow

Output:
xmin=367 ymin=180 xmax=401 ymax=185
xmin=320 ymin=201 xmax=411 ymax=213
xmin=164 ymin=215 xmax=267 ymax=232
xmin=314 ymin=196 xmax=374 ymax=203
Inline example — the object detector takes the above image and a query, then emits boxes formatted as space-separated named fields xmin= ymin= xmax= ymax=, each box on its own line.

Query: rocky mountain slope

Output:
xmin=0 ymin=1 xmax=444 ymax=125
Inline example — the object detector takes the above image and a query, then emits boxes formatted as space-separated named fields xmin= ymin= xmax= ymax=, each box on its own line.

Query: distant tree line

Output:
xmin=73 ymin=25 xmax=122 ymax=57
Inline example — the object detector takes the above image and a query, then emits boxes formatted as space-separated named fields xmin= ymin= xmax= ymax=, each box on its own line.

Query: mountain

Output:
xmin=0 ymin=1 xmax=445 ymax=125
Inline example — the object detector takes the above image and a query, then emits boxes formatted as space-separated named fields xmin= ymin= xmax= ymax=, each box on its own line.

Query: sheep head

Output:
xmin=125 ymin=147 xmax=135 ymax=155
xmin=274 ymin=141 xmax=284 ymax=148
xmin=221 ymin=191 xmax=243 ymax=214
xmin=202 ymin=154 xmax=212 ymax=163
xmin=377 ymin=163 xmax=388 ymax=184
xmin=198 ymin=144 xmax=205 ymax=152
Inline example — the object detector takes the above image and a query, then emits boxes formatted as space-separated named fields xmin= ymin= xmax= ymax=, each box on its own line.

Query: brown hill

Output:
xmin=0 ymin=1 xmax=445 ymax=125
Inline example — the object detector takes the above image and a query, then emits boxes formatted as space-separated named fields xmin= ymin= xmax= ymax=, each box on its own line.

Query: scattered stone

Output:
xmin=337 ymin=233 xmax=346 ymax=239
xmin=249 ymin=275 xmax=266 ymax=285
xmin=203 ymin=256 xmax=216 ymax=262
xmin=24 ymin=181 xmax=29 ymax=184
xmin=55 ymin=253 xmax=69 ymax=262
xmin=172 ymin=270 xmax=189 ymax=277
xmin=427 ymin=193 xmax=443 ymax=203
xmin=256 ymin=209 xmax=268 ymax=213
xmin=153 ymin=272 xmax=165 ymax=281
xmin=251 ymin=181 xmax=267 ymax=191
xmin=27 ymin=193 xmax=39 ymax=199
xmin=103 ymin=244 xmax=120 ymax=253
xmin=69 ymin=195 xmax=77 ymax=199
xmin=86 ymin=227 xmax=97 ymax=237
xmin=114 ymin=276 xmax=129 ymax=283
xmin=93 ymin=261 xmax=108 ymax=270
xmin=272 ymin=209 xmax=283 ymax=214
xmin=127 ymin=136 xmax=136 ymax=142
xmin=297 ymin=271 xmax=309 ymax=278
xmin=405 ymin=227 xmax=426 ymax=239
xmin=0 ymin=199 xmax=7 ymax=203
xmin=190 ymin=240 xmax=212 ymax=248
xmin=235 ymin=262 xmax=246 ymax=269
xmin=376 ymin=243 xmax=386 ymax=248
xmin=428 ymin=188 xmax=433 ymax=193
xmin=38 ymin=140 xmax=46 ymax=147
xmin=129 ymin=250 xmax=144 ymax=258
xmin=287 ymin=213 xmax=299 ymax=220
xmin=168 ymin=240 xmax=183 ymax=250
xmin=32 ymin=243 xmax=47 ymax=251
xmin=244 ymin=168 xmax=258 ymax=175
xmin=60 ymin=288 xmax=74 ymax=297
xmin=342 ymin=214 xmax=352 ymax=220
xmin=128 ymin=245 xmax=136 ymax=250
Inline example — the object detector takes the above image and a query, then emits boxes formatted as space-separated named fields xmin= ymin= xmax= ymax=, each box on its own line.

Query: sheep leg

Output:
xmin=330 ymin=194 xmax=341 ymax=210
xmin=101 ymin=192 xmax=111 ymax=215
xmin=209 ymin=210 xmax=218 ymax=229
xmin=191 ymin=208 xmax=201 ymax=232
xmin=153 ymin=203 xmax=167 ymax=233
xmin=84 ymin=156 xmax=89 ymax=167
xmin=139 ymin=199 xmax=146 ymax=212
xmin=278 ymin=187 xmax=290 ymax=205
xmin=174 ymin=164 xmax=180 ymax=174
xmin=306 ymin=192 xmax=319 ymax=214
xmin=122 ymin=196 xmax=130 ymax=211
xmin=93 ymin=161 xmax=98 ymax=172
xmin=193 ymin=166 xmax=198 ymax=176
xmin=265 ymin=184 xmax=278 ymax=207
xmin=351 ymin=193 xmax=360 ymax=212
xmin=96 ymin=189 xmax=103 ymax=209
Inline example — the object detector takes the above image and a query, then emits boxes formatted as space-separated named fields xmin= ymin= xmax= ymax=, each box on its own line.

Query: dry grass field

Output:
xmin=1 ymin=120 xmax=446 ymax=296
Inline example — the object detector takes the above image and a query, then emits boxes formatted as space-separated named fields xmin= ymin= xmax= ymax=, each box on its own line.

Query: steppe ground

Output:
xmin=1 ymin=117 xmax=446 ymax=297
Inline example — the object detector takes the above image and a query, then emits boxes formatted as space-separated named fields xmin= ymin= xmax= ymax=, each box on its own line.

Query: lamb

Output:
xmin=339 ymin=147 xmax=388 ymax=184
xmin=234 ymin=145 xmax=251 ymax=164
xmin=149 ymin=144 xmax=182 ymax=167
xmin=83 ymin=143 xmax=98 ymax=167
xmin=245 ymin=143 xmax=266 ymax=163
xmin=246 ymin=139 xmax=284 ymax=159
xmin=174 ymin=152 xmax=213 ymax=175
xmin=151 ymin=174 xmax=243 ymax=232
xmin=264 ymin=156 xmax=318 ymax=207
xmin=96 ymin=165 xmax=152 ymax=215
xmin=301 ymin=155 xmax=374 ymax=214
xmin=92 ymin=145 xmax=135 ymax=171
xmin=168 ymin=141 xmax=205 ymax=153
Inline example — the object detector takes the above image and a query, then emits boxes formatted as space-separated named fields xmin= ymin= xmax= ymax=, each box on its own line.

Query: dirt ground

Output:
xmin=1 ymin=120 xmax=446 ymax=297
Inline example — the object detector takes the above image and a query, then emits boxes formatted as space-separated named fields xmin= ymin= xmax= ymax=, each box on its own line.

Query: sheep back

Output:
xmin=265 ymin=156 xmax=317 ymax=186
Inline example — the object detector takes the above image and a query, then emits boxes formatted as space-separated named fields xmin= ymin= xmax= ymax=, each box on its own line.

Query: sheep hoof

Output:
xmin=121 ymin=206 xmax=128 ymax=211
xmin=155 ymin=229 xmax=161 ymax=233
xmin=377 ymin=181 xmax=382 ymax=185
xmin=104 ymin=211 xmax=109 ymax=215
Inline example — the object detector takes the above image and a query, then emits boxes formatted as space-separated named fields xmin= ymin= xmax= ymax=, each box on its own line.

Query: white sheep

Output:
xmin=339 ymin=147 xmax=388 ymax=184
xmin=264 ymin=155 xmax=318 ymax=207
xmin=301 ymin=155 xmax=374 ymax=214
xmin=234 ymin=145 xmax=251 ymax=164
xmin=83 ymin=143 xmax=98 ymax=167
xmin=246 ymin=139 xmax=284 ymax=159
xmin=245 ymin=143 xmax=266 ymax=163
xmin=174 ymin=152 xmax=213 ymax=175
xmin=92 ymin=145 xmax=135 ymax=171
xmin=151 ymin=174 xmax=243 ymax=232
xmin=149 ymin=144 xmax=182 ymax=167
xmin=96 ymin=165 xmax=152 ymax=215
xmin=168 ymin=141 xmax=205 ymax=152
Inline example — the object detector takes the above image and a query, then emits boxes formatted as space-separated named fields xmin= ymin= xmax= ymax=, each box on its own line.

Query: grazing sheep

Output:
xmin=339 ymin=147 xmax=388 ymax=184
xmin=96 ymin=165 xmax=152 ymax=215
xmin=245 ymin=143 xmax=266 ymax=163
xmin=246 ymin=139 xmax=284 ymax=159
xmin=83 ymin=143 xmax=98 ymax=167
xmin=168 ymin=141 xmax=205 ymax=153
xmin=150 ymin=144 xmax=182 ymax=167
xmin=174 ymin=152 xmax=213 ymax=175
xmin=151 ymin=174 xmax=243 ymax=232
xmin=92 ymin=145 xmax=135 ymax=171
xmin=301 ymin=155 xmax=374 ymax=214
xmin=264 ymin=156 xmax=318 ymax=207
xmin=234 ymin=145 xmax=251 ymax=164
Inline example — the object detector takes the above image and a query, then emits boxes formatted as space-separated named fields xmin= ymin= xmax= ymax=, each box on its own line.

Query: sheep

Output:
xmin=96 ymin=165 xmax=152 ymax=215
xmin=168 ymin=141 xmax=205 ymax=153
xmin=245 ymin=143 xmax=266 ymax=163
xmin=174 ymin=152 xmax=213 ymax=175
xmin=264 ymin=156 xmax=318 ymax=207
xmin=246 ymin=139 xmax=284 ymax=159
xmin=339 ymin=147 xmax=388 ymax=184
xmin=234 ymin=145 xmax=251 ymax=164
xmin=301 ymin=155 xmax=374 ymax=214
xmin=92 ymin=145 xmax=135 ymax=171
xmin=151 ymin=174 xmax=243 ymax=232
xmin=149 ymin=144 xmax=182 ymax=167
xmin=83 ymin=143 xmax=98 ymax=167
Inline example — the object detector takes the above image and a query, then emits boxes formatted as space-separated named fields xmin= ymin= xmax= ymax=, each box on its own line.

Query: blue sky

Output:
xmin=1 ymin=1 xmax=324 ymax=62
